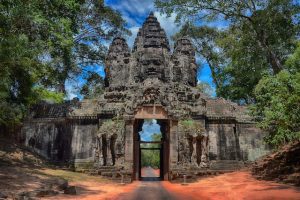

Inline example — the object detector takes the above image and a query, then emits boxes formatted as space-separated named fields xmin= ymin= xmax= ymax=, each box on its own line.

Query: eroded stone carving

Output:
xmin=96 ymin=119 xmax=125 ymax=166
xmin=178 ymin=120 xmax=209 ymax=168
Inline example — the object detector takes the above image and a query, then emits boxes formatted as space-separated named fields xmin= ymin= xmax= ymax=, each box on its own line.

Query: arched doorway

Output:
xmin=133 ymin=106 xmax=170 ymax=181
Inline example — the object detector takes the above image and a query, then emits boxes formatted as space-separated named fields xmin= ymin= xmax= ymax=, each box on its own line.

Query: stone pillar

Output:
xmin=169 ymin=120 xmax=178 ymax=168
xmin=124 ymin=119 xmax=134 ymax=170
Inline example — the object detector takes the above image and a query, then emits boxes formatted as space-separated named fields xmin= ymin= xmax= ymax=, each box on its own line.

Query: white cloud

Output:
xmin=126 ymin=26 xmax=140 ymax=48
xmin=125 ymin=12 xmax=181 ymax=48
xmin=154 ymin=11 xmax=181 ymax=44
xmin=109 ymin=0 xmax=154 ymax=27
xmin=65 ymin=80 xmax=79 ymax=100
xmin=139 ymin=119 xmax=161 ymax=141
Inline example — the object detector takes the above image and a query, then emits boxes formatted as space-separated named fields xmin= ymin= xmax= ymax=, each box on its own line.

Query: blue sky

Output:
xmin=139 ymin=119 xmax=161 ymax=141
xmin=66 ymin=0 xmax=218 ymax=99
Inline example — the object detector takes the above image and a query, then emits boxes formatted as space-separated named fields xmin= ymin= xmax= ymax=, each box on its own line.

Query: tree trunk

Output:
xmin=206 ymin=58 xmax=221 ymax=89
xmin=252 ymin=25 xmax=283 ymax=74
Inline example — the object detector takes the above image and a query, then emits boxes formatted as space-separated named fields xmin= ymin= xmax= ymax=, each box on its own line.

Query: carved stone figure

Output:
xmin=200 ymin=132 xmax=209 ymax=167
xmin=143 ymin=87 xmax=160 ymax=104
xmin=96 ymin=120 xmax=125 ymax=166
xmin=178 ymin=120 xmax=209 ymax=168
xmin=178 ymin=134 xmax=191 ymax=166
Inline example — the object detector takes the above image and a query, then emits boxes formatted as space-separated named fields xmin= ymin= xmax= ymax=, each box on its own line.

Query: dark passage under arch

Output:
xmin=133 ymin=119 xmax=170 ymax=181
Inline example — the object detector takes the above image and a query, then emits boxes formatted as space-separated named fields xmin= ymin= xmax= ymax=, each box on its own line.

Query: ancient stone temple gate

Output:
xmin=22 ymin=13 xmax=269 ymax=181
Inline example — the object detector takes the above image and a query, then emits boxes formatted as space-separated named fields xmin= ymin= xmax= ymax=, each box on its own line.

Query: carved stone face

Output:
xmin=175 ymin=38 xmax=194 ymax=56
xmin=140 ymin=54 xmax=164 ymax=79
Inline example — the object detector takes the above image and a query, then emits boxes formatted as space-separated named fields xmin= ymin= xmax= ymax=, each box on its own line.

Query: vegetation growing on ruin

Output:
xmin=179 ymin=119 xmax=205 ymax=136
xmin=98 ymin=118 xmax=125 ymax=135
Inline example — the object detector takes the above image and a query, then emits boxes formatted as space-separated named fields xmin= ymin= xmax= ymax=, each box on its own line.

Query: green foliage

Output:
xmin=252 ymin=71 xmax=300 ymax=147
xmin=0 ymin=0 xmax=127 ymax=127
xmin=157 ymin=0 xmax=299 ymax=103
xmin=98 ymin=118 xmax=125 ymax=135
xmin=285 ymin=42 xmax=300 ymax=73
xmin=163 ymin=0 xmax=300 ymax=146
xmin=140 ymin=134 xmax=162 ymax=169
xmin=80 ymin=72 xmax=104 ymax=99
xmin=141 ymin=149 xmax=160 ymax=169
xmin=151 ymin=133 xmax=162 ymax=142
xmin=31 ymin=87 xmax=65 ymax=104
xmin=196 ymin=81 xmax=214 ymax=97
xmin=179 ymin=119 xmax=205 ymax=136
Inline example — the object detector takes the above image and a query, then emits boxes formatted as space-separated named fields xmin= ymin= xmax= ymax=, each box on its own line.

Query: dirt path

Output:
xmin=120 ymin=167 xmax=173 ymax=199
xmin=45 ymin=171 xmax=300 ymax=200
xmin=141 ymin=166 xmax=160 ymax=177
xmin=1 ymin=165 xmax=300 ymax=199
xmin=118 ymin=181 xmax=175 ymax=200
xmin=160 ymin=171 xmax=300 ymax=200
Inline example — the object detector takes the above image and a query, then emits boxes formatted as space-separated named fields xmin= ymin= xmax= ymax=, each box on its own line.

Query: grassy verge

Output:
xmin=37 ymin=168 xmax=111 ymax=183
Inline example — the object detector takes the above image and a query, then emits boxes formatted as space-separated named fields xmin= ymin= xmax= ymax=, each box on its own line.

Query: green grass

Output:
xmin=37 ymin=168 xmax=111 ymax=183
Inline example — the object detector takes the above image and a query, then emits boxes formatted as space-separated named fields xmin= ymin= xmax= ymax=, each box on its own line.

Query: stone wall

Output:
xmin=207 ymin=122 xmax=269 ymax=162
xmin=238 ymin=123 xmax=270 ymax=161
xmin=71 ymin=123 xmax=98 ymax=168
xmin=22 ymin=119 xmax=98 ymax=168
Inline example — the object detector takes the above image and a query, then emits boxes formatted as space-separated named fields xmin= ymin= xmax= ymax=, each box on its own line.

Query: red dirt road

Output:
xmin=141 ymin=166 xmax=160 ymax=177
xmin=161 ymin=171 xmax=300 ymax=200
xmin=47 ymin=171 xmax=300 ymax=200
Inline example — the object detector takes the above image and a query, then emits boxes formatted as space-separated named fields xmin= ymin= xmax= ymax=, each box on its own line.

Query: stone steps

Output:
xmin=169 ymin=160 xmax=244 ymax=182
xmin=210 ymin=160 xmax=244 ymax=170
xmin=170 ymin=170 xmax=235 ymax=183
xmin=87 ymin=166 xmax=132 ymax=183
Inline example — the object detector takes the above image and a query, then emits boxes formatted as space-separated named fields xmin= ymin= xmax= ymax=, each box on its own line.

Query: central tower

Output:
xmin=105 ymin=12 xmax=197 ymax=88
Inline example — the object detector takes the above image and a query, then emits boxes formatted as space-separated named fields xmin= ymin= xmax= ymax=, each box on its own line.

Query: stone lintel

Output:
xmin=134 ymin=105 xmax=168 ymax=119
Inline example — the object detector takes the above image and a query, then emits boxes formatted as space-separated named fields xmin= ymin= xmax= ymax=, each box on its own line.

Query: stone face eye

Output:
xmin=142 ymin=60 xmax=150 ymax=65
xmin=124 ymin=59 xmax=129 ymax=64
xmin=153 ymin=60 xmax=161 ymax=65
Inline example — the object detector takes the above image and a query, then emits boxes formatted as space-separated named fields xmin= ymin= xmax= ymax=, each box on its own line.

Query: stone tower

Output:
xmin=105 ymin=12 xmax=197 ymax=87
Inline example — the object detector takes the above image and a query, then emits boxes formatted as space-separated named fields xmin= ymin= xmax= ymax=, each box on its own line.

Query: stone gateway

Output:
xmin=22 ymin=13 xmax=269 ymax=181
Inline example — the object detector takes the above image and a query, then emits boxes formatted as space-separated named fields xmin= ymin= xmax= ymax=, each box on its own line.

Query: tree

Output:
xmin=0 ymin=0 xmax=68 ymax=125
xmin=196 ymin=81 xmax=214 ymax=97
xmin=80 ymin=72 xmax=104 ymax=99
xmin=141 ymin=133 xmax=162 ymax=169
xmin=251 ymin=43 xmax=300 ymax=147
xmin=156 ymin=0 xmax=299 ymax=103
xmin=156 ymin=0 xmax=299 ymax=74
xmin=41 ymin=0 xmax=129 ymax=94
xmin=0 ymin=0 xmax=127 ymax=127
xmin=252 ymin=70 xmax=300 ymax=147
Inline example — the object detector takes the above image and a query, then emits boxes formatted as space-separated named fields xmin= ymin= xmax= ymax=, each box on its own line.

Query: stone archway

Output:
xmin=132 ymin=105 xmax=170 ymax=181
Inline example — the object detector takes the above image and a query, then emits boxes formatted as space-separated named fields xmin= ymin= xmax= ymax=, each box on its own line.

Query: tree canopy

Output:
xmin=156 ymin=0 xmax=300 ymax=146
xmin=157 ymin=0 xmax=300 ymax=103
xmin=0 ymin=0 xmax=128 ymax=126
